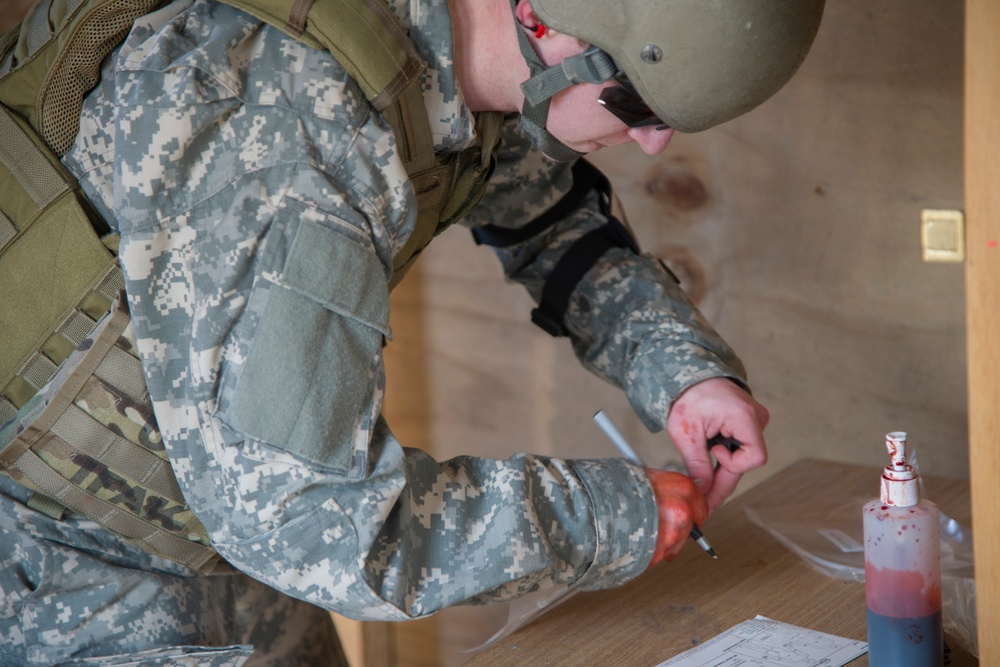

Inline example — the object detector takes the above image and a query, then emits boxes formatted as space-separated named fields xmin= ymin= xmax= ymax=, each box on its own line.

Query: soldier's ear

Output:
xmin=514 ymin=0 xmax=543 ymax=35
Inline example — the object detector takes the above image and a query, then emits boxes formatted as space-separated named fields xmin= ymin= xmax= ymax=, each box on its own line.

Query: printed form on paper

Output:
xmin=655 ymin=616 xmax=867 ymax=667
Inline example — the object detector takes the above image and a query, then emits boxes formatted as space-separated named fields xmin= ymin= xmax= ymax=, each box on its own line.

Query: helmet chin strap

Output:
xmin=510 ymin=1 xmax=618 ymax=162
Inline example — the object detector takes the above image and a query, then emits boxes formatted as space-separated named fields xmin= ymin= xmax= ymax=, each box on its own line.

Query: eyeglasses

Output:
xmin=597 ymin=83 xmax=669 ymax=130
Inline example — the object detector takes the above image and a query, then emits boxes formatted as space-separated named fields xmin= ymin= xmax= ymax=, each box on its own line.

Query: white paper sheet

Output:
xmin=655 ymin=616 xmax=867 ymax=667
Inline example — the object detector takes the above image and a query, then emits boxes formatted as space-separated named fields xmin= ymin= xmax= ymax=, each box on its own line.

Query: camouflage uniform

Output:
xmin=0 ymin=0 xmax=747 ymax=663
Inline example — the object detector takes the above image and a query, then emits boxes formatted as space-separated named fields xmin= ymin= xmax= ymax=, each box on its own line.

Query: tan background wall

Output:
xmin=393 ymin=0 xmax=966 ymax=510
xmin=412 ymin=0 xmax=966 ymax=480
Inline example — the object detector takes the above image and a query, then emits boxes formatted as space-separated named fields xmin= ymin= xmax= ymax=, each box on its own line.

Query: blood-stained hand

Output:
xmin=665 ymin=378 xmax=770 ymax=512
xmin=644 ymin=468 xmax=709 ymax=566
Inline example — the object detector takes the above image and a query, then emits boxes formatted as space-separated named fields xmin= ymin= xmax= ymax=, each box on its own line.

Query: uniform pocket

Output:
xmin=217 ymin=216 xmax=390 ymax=474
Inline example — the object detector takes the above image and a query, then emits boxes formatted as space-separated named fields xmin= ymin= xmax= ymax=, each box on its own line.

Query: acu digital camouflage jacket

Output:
xmin=53 ymin=0 xmax=748 ymax=620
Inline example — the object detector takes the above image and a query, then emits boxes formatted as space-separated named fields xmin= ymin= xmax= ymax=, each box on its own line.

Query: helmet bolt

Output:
xmin=640 ymin=44 xmax=663 ymax=64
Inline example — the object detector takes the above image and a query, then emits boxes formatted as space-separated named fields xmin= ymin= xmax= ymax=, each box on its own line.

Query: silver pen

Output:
xmin=593 ymin=410 xmax=718 ymax=559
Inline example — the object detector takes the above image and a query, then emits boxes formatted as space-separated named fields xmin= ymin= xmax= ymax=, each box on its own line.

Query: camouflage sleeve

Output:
xmin=462 ymin=123 xmax=748 ymax=433
xmin=104 ymin=0 xmax=656 ymax=620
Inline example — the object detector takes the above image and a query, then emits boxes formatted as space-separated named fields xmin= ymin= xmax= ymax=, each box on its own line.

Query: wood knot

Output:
xmin=645 ymin=165 xmax=709 ymax=212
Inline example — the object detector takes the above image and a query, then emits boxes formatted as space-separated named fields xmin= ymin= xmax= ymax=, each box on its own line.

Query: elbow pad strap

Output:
xmin=472 ymin=159 xmax=605 ymax=248
xmin=530 ymin=218 xmax=637 ymax=337
xmin=472 ymin=160 xmax=639 ymax=337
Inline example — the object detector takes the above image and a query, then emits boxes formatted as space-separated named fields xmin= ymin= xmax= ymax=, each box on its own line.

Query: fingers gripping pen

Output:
xmin=592 ymin=410 xmax=727 ymax=559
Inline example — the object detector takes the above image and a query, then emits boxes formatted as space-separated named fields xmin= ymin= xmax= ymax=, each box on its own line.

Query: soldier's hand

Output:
xmin=644 ymin=468 xmax=709 ymax=566
xmin=665 ymin=378 xmax=770 ymax=513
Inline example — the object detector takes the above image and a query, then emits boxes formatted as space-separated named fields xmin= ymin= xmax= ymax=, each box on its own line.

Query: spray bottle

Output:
xmin=863 ymin=431 xmax=942 ymax=666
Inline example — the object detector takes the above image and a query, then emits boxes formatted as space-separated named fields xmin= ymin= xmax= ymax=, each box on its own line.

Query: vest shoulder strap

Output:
xmin=221 ymin=0 xmax=506 ymax=277
xmin=221 ymin=0 xmax=436 ymax=175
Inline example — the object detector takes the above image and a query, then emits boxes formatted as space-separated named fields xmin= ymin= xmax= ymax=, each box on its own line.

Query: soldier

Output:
xmin=0 ymin=0 xmax=823 ymax=664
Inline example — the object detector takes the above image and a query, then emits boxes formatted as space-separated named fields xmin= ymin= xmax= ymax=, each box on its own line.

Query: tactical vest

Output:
xmin=0 ymin=0 xmax=502 ymax=573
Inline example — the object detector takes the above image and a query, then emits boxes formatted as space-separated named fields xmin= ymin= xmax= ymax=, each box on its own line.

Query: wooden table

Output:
xmin=468 ymin=458 xmax=977 ymax=666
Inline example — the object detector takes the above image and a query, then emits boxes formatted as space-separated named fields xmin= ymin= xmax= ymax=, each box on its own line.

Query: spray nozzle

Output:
xmin=885 ymin=431 xmax=909 ymax=470
xmin=880 ymin=430 xmax=919 ymax=506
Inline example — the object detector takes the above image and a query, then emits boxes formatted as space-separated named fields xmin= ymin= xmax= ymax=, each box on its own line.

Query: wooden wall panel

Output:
xmin=965 ymin=0 xmax=1000 ymax=661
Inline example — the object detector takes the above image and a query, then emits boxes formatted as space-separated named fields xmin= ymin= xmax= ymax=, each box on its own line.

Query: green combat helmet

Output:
xmin=512 ymin=0 xmax=826 ymax=161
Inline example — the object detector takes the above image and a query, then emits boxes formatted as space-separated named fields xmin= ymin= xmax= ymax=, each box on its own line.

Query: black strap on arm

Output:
xmin=472 ymin=159 xmax=606 ymax=248
xmin=473 ymin=159 xmax=640 ymax=337
xmin=529 ymin=218 xmax=637 ymax=336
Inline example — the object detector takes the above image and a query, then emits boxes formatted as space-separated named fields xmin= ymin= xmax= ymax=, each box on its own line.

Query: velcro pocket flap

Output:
xmin=285 ymin=217 xmax=390 ymax=336
xmin=220 ymin=219 xmax=389 ymax=473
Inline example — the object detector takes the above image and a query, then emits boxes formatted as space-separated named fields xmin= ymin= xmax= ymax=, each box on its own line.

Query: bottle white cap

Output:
xmin=880 ymin=431 xmax=920 ymax=506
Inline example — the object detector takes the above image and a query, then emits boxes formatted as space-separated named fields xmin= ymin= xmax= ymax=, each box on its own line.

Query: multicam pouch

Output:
xmin=0 ymin=292 xmax=222 ymax=573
